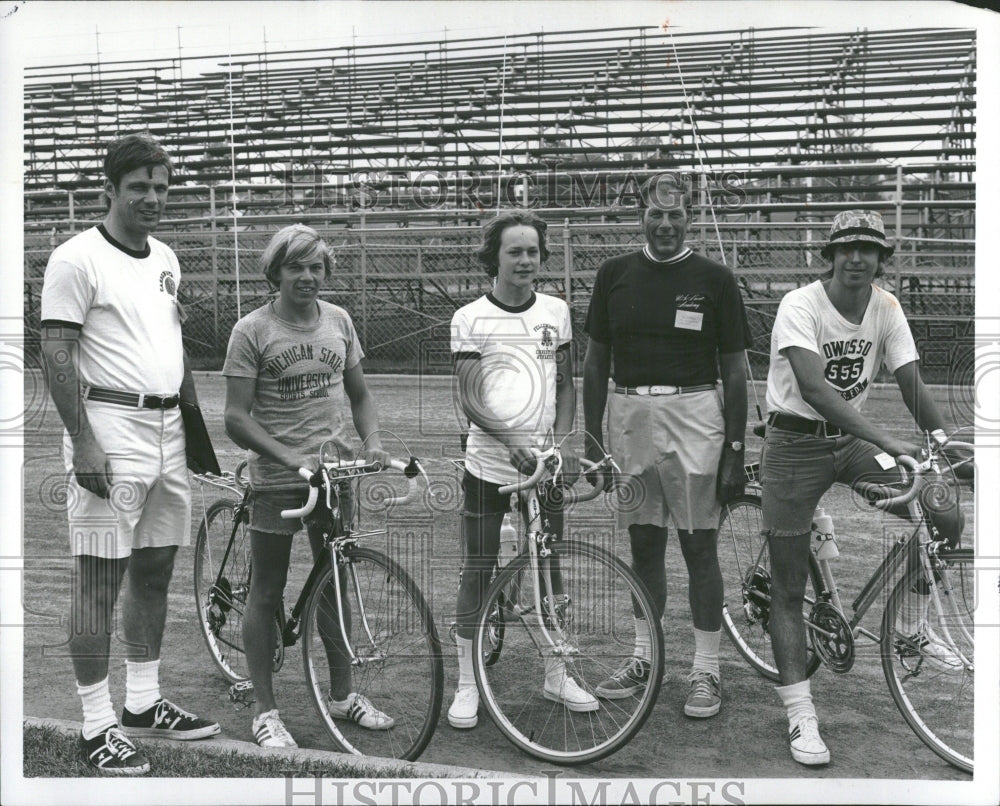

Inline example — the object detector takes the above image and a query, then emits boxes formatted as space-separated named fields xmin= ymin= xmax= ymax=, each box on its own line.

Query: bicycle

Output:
xmin=717 ymin=428 xmax=976 ymax=773
xmin=192 ymin=447 xmax=444 ymax=761
xmin=470 ymin=445 xmax=665 ymax=765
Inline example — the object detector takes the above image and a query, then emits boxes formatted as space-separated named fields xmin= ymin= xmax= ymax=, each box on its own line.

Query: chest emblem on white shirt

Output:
xmin=159 ymin=270 xmax=177 ymax=297
xmin=822 ymin=339 xmax=874 ymax=398
xmin=533 ymin=323 xmax=558 ymax=360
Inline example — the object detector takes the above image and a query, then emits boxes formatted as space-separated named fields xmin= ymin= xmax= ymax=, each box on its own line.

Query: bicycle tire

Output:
xmin=193 ymin=499 xmax=253 ymax=682
xmin=474 ymin=539 xmax=664 ymax=765
xmin=880 ymin=547 xmax=974 ymax=773
xmin=718 ymin=495 xmax=822 ymax=681
xmin=301 ymin=546 xmax=444 ymax=761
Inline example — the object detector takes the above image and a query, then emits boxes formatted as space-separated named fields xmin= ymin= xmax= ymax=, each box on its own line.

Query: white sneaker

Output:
xmin=448 ymin=687 xmax=479 ymax=729
xmin=327 ymin=693 xmax=394 ymax=730
xmin=788 ymin=715 xmax=830 ymax=766
xmin=252 ymin=709 xmax=297 ymax=748
xmin=543 ymin=672 xmax=600 ymax=713
xmin=901 ymin=625 xmax=964 ymax=673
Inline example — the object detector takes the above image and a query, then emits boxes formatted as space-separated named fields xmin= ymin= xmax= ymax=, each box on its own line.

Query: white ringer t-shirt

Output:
xmin=451 ymin=291 xmax=572 ymax=485
xmin=41 ymin=225 xmax=185 ymax=395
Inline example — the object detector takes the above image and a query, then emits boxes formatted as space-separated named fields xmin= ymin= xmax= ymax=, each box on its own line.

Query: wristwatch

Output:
xmin=726 ymin=440 xmax=744 ymax=452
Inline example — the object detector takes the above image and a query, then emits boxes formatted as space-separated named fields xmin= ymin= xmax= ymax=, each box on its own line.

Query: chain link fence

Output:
xmin=24 ymin=219 xmax=973 ymax=384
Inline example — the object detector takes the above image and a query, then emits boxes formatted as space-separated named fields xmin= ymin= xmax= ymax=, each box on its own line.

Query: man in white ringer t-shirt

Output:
xmin=40 ymin=133 xmax=219 ymax=775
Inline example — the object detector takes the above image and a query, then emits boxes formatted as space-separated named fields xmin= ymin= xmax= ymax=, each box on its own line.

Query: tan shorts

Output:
xmin=62 ymin=401 xmax=191 ymax=559
xmin=608 ymin=387 xmax=724 ymax=531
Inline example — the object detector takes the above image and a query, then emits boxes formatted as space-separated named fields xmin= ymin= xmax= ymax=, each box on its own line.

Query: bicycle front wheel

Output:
xmin=881 ymin=547 xmax=974 ymax=773
xmin=301 ymin=546 xmax=444 ymax=761
xmin=474 ymin=539 xmax=664 ymax=765
xmin=718 ymin=495 xmax=822 ymax=681
xmin=193 ymin=500 xmax=252 ymax=682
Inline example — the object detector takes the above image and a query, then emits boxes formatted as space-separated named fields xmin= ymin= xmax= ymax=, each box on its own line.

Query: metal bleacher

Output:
xmin=24 ymin=25 xmax=975 ymax=223
xmin=23 ymin=25 xmax=976 ymax=378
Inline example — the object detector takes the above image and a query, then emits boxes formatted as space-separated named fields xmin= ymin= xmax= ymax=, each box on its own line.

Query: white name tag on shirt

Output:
xmin=674 ymin=310 xmax=704 ymax=331
xmin=873 ymin=452 xmax=897 ymax=470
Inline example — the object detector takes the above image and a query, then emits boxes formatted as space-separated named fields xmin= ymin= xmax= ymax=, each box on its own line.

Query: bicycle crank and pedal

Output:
xmin=808 ymin=601 xmax=855 ymax=673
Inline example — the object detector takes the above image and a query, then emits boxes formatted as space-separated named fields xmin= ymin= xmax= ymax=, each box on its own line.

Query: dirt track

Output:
xmin=20 ymin=374 xmax=975 ymax=786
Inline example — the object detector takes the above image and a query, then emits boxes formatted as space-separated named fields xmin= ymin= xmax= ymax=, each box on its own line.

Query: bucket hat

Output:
xmin=820 ymin=210 xmax=894 ymax=259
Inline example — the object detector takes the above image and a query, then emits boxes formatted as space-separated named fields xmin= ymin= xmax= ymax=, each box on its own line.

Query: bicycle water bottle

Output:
xmin=497 ymin=513 xmax=518 ymax=568
xmin=811 ymin=507 xmax=839 ymax=560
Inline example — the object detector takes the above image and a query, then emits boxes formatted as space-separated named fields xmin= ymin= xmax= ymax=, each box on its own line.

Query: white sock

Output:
xmin=692 ymin=627 xmax=722 ymax=677
xmin=543 ymin=655 xmax=565 ymax=686
xmin=776 ymin=679 xmax=817 ymax=728
xmin=456 ymin=637 xmax=476 ymax=690
xmin=899 ymin=590 xmax=930 ymax=636
xmin=125 ymin=659 xmax=161 ymax=714
xmin=634 ymin=617 xmax=652 ymax=661
xmin=77 ymin=677 xmax=117 ymax=740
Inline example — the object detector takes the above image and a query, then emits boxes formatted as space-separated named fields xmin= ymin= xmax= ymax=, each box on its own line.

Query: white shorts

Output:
xmin=62 ymin=401 xmax=191 ymax=559
xmin=608 ymin=387 xmax=725 ymax=532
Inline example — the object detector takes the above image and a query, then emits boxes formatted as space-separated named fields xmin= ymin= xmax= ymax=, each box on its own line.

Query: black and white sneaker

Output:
xmin=80 ymin=726 xmax=150 ymax=776
xmin=788 ymin=715 xmax=830 ymax=766
xmin=121 ymin=698 xmax=220 ymax=741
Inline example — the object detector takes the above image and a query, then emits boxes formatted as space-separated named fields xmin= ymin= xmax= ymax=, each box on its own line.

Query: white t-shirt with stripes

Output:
xmin=40 ymin=225 xmax=185 ymax=395
xmin=451 ymin=291 xmax=572 ymax=485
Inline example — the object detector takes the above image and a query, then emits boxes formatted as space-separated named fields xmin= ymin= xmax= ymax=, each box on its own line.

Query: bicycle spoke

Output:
xmin=474 ymin=540 xmax=663 ymax=765
xmin=881 ymin=549 xmax=974 ymax=773
xmin=302 ymin=547 xmax=443 ymax=761
xmin=194 ymin=500 xmax=253 ymax=682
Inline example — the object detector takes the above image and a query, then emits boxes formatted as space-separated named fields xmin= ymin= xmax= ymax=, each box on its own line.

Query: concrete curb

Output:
xmin=25 ymin=717 xmax=534 ymax=780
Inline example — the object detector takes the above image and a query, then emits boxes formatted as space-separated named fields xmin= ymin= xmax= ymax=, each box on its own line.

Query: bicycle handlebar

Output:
xmin=865 ymin=440 xmax=975 ymax=511
xmin=497 ymin=448 xmax=609 ymax=502
xmin=281 ymin=457 xmax=424 ymax=519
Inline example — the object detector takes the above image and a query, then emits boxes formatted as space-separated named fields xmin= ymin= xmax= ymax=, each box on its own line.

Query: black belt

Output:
xmin=614 ymin=382 xmax=717 ymax=397
xmin=84 ymin=385 xmax=180 ymax=410
xmin=767 ymin=411 xmax=842 ymax=438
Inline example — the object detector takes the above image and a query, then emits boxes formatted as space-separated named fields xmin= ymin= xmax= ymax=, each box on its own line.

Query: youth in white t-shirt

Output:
xmin=766 ymin=279 xmax=919 ymax=420
xmin=451 ymin=290 xmax=572 ymax=485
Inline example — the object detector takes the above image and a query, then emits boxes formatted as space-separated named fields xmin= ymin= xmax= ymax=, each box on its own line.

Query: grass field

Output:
xmin=19 ymin=371 xmax=978 ymax=781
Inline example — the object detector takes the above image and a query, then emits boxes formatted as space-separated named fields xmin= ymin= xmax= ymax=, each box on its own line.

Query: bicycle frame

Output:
xmin=279 ymin=484 xmax=387 ymax=667
xmin=514 ymin=484 xmax=571 ymax=652
xmin=808 ymin=513 xmax=924 ymax=648
xmin=801 ymin=454 xmax=970 ymax=662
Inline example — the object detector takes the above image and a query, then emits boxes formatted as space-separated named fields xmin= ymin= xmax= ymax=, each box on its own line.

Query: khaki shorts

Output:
xmin=608 ymin=387 xmax=724 ymax=531
xmin=62 ymin=402 xmax=191 ymax=560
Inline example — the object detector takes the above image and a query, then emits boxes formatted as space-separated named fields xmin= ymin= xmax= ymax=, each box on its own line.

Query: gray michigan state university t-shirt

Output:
xmin=223 ymin=299 xmax=364 ymax=490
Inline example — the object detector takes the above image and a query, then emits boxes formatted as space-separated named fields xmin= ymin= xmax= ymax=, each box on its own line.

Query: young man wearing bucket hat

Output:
xmin=760 ymin=210 xmax=963 ymax=766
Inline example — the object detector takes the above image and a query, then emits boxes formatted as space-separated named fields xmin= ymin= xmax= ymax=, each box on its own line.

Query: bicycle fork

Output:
xmin=511 ymin=490 xmax=574 ymax=659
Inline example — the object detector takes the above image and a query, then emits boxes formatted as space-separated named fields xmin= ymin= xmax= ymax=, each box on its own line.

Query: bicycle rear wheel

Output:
xmin=193 ymin=500 xmax=252 ymax=682
xmin=474 ymin=539 xmax=664 ymax=765
xmin=718 ymin=495 xmax=822 ymax=681
xmin=301 ymin=546 xmax=443 ymax=761
xmin=881 ymin=547 xmax=974 ymax=773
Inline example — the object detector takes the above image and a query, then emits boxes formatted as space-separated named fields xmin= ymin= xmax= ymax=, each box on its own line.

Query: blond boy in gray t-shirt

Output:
xmin=223 ymin=224 xmax=391 ymax=749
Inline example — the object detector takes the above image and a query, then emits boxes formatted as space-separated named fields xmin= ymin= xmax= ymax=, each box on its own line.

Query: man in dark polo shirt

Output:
xmin=583 ymin=172 xmax=749 ymax=718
